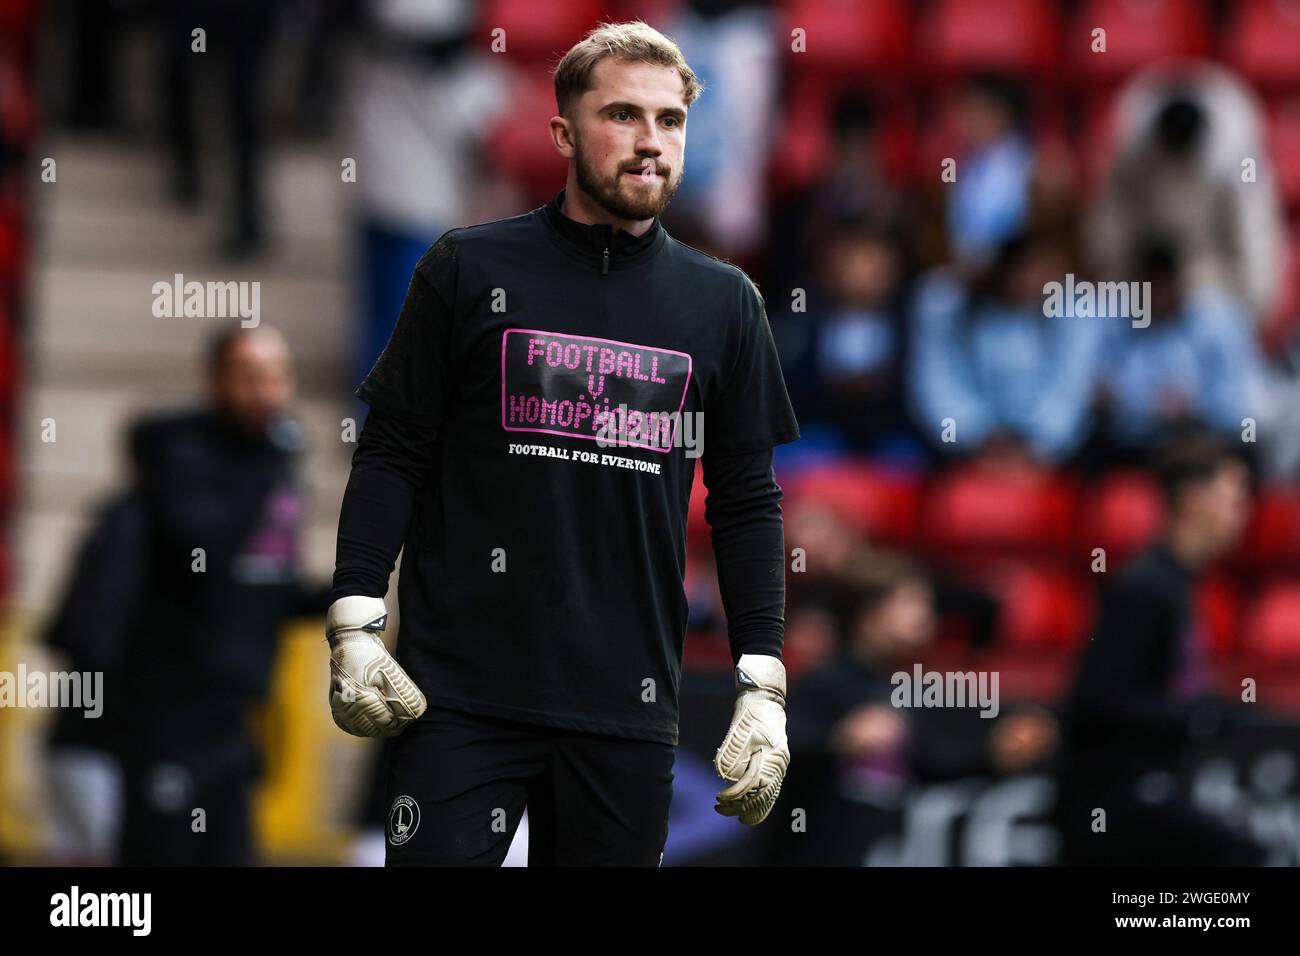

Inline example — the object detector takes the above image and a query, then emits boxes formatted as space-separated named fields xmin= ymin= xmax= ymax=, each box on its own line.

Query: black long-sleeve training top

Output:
xmin=332 ymin=188 xmax=801 ymax=745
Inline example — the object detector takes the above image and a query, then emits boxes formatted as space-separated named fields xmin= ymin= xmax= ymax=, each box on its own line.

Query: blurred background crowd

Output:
xmin=2 ymin=0 xmax=1300 ymax=866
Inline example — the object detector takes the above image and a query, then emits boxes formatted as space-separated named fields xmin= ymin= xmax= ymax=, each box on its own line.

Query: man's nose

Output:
xmin=635 ymin=121 xmax=664 ymax=156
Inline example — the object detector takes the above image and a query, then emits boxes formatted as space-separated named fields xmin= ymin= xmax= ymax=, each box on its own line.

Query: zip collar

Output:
xmin=539 ymin=187 xmax=667 ymax=274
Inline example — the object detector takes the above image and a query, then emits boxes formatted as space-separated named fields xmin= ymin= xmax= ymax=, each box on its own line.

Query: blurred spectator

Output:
xmin=784 ymin=498 xmax=866 ymax=598
xmin=944 ymin=72 xmax=1035 ymax=269
xmin=156 ymin=0 xmax=278 ymax=258
xmin=103 ymin=326 xmax=332 ymax=865
xmin=770 ymin=551 xmax=1055 ymax=865
xmin=289 ymin=0 xmax=351 ymax=139
xmin=772 ymin=552 xmax=930 ymax=866
xmin=62 ymin=0 xmax=133 ymax=132
xmin=784 ymin=493 xmax=1001 ymax=653
xmin=1255 ymin=346 xmax=1300 ymax=481
xmin=657 ymin=0 xmax=777 ymax=261
xmin=1056 ymin=436 xmax=1265 ymax=865
xmin=772 ymin=216 xmax=920 ymax=461
xmin=766 ymin=90 xmax=902 ymax=296
xmin=341 ymin=0 xmax=507 ymax=398
xmin=685 ymin=550 xmax=725 ymax=633
xmin=1088 ymin=62 xmax=1285 ymax=321
xmin=42 ymin=484 xmax=148 ymax=863
xmin=1089 ymin=238 xmax=1266 ymax=468
xmin=908 ymin=230 xmax=1106 ymax=465
xmin=778 ymin=502 xmax=851 ymax=670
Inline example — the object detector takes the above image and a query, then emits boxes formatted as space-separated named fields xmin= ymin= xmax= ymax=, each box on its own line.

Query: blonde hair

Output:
xmin=553 ymin=20 xmax=704 ymax=118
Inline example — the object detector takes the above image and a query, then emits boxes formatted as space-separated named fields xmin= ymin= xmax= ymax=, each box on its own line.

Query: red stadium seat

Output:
xmin=682 ymin=630 xmax=734 ymax=672
xmin=1261 ymin=227 xmax=1300 ymax=355
xmin=610 ymin=0 xmax=685 ymax=24
xmin=0 ymin=0 xmax=37 ymax=34
xmin=778 ymin=0 xmax=912 ymax=80
xmin=978 ymin=564 xmax=1092 ymax=650
xmin=1077 ymin=98 xmax=1120 ymax=194
xmin=922 ymin=465 xmax=1078 ymax=563
xmin=768 ymin=75 xmax=918 ymax=196
xmin=1224 ymin=0 xmax=1300 ymax=96
xmin=0 ymin=199 xmax=25 ymax=297
xmin=1077 ymin=471 xmax=1164 ymax=569
xmin=967 ymin=648 xmax=1075 ymax=700
xmin=0 ymin=527 xmax=8 ymax=600
xmin=919 ymin=0 xmax=1063 ymax=80
xmin=784 ymin=459 xmax=924 ymax=547
xmin=0 ymin=61 xmax=38 ymax=149
xmin=768 ymin=74 xmax=836 ymax=195
xmin=0 ymin=300 xmax=12 ymax=385
xmin=1236 ymin=486 xmax=1300 ymax=572
xmin=0 ymin=311 xmax=12 ymax=520
xmin=1196 ymin=575 xmax=1242 ymax=658
xmin=1067 ymin=0 xmax=1211 ymax=90
xmin=474 ymin=0 xmax=612 ymax=63
xmin=1241 ymin=580 xmax=1300 ymax=662
xmin=1266 ymin=98 xmax=1300 ymax=212
xmin=482 ymin=70 xmax=570 ymax=204
xmin=688 ymin=458 xmax=709 ymax=549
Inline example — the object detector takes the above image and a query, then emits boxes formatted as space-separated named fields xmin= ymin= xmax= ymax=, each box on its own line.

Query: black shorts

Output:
xmin=384 ymin=706 xmax=676 ymax=866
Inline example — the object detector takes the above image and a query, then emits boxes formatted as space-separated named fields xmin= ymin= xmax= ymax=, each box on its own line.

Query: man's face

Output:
xmin=824 ymin=236 xmax=898 ymax=307
xmin=856 ymin=580 xmax=936 ymax=658
xmin=878 ymin=580 xmax=936 ymax=654
xmin=952 ymin=88 xmax=1013 ymax=149
xmin=211 ymin=330 xmax=295 ymax=436
xmin=787 ymin=502 xmax=857 ymax=575
xmin=566 ymin=58 xmax=687 ymax=222
xmin=1183 ymin=461 xmax=1252 ymax=556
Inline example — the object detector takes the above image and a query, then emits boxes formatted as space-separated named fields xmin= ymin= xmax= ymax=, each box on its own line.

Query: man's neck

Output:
xmin=560 ymin=182 xmax=653 ymax=238
xmin=1164 ymin=525 xmax=1213 ymax=573
xmin=213 ymin=404 xmax=269 ymax=445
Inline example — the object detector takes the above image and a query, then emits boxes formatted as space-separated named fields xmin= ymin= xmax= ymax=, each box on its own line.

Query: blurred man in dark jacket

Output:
xmin=43 ymin=484 xmax=147 ymax=863
xmin=770 ymin=552 xmax=1057 ymax=866
xmin=46 ymin=325 xmax=331 ymax=865
xmin=1057 ymin=435 xmax=1265 ymax=865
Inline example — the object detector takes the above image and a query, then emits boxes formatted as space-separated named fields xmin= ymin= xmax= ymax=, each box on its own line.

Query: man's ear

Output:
xmin=550 ymin=115 xmax=576 ymax=157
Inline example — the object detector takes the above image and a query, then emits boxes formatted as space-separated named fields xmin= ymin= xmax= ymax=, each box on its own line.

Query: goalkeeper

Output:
xmin=329 ymin=21 xmax=800 ymax=866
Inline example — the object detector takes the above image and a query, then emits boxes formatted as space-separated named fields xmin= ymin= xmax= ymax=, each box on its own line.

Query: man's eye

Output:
xmin=613 ymin=111 xmax=631 ymax=121
xmin=662 ymin=117 xmax=679 ymax=128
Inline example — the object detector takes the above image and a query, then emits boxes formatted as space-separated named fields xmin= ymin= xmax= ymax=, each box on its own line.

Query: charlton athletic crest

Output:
xmin=388 ymin=795 xmax=420 ymax=846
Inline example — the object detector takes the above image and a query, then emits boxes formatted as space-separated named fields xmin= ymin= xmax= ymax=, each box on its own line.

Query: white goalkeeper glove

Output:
xmin=713 ymin=654 xmax=790 ymax=825
xmin=326 ymin=596 xmax=426 ymax=738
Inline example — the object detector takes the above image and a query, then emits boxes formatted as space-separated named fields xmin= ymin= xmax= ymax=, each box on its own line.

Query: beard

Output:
xmin=572 ymin=131 xmax=682 ymax=222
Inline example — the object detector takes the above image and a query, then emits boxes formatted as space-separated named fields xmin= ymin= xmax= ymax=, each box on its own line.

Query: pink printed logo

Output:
xmin=500 ymin=328 xmax=693 ymax=453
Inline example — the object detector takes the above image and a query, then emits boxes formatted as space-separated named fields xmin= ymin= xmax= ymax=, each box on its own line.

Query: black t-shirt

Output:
xmin=353 ymin=189 xmax=801 ymax=745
